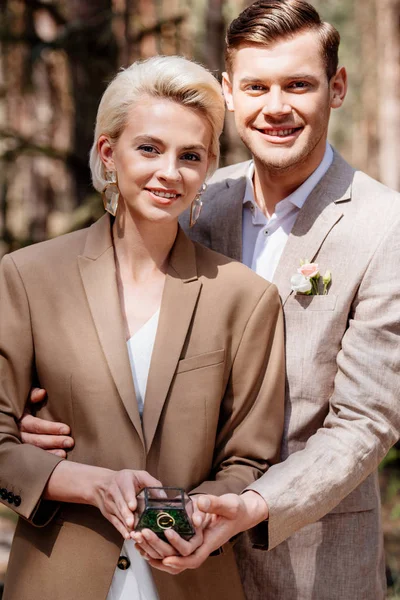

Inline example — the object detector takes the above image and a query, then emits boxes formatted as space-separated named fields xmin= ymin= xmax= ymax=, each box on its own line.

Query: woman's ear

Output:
xmin=98 ymin=135 xmax=115 ymax=171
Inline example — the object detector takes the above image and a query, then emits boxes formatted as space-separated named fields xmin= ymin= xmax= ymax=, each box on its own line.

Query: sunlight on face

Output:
xmin=223 ymin=30 xmax=345 ymax=175
xmin=109 ymin=97 xmax=211 ymax=223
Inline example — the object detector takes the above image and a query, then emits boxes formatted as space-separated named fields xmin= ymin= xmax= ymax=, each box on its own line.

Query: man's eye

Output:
xmin=289 ymin=81 xmax=310 ymax=90
xmin=246 ymin=84 xmax=266 ymax=92
xmin=181 ymin=152 xmax=200 ymax=162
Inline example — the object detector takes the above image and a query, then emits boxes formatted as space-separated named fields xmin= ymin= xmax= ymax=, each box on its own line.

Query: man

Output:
xmin=19 ymin=1 xmax=400 ymax=598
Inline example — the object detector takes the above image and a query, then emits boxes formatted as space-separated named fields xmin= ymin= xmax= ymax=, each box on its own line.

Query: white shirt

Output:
xmin=107 ymin=310 xmax=160 ymax=600
xmin=126 ymin=309 xmax=160 ymax=416
xmin=242 ymin=143 xmax=333 ymax=281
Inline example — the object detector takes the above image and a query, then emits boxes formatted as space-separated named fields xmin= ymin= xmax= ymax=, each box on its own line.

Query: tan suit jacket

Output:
xmin=0 ymin=215 xmax=285 ymax=600
xmin=180 ymin=150 xmax=400 ymax=599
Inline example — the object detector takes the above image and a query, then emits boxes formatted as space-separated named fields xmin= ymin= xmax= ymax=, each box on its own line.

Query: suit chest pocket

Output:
xmin=176 ymin=348 xmax=225 ymax=374
xmin=284 ymin=294 xmax=337 ymax=312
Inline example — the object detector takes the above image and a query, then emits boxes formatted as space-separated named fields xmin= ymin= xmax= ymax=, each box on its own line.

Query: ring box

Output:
xmin=135 ymin=487 xmax=195 ymax=542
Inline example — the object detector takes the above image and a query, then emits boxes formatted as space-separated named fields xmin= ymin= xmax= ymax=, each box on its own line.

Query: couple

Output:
xmin=3 ymin=0 xmax=400 ymax=599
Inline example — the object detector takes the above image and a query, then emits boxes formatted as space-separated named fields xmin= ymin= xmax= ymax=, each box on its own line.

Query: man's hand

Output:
xmin=139 ymin=491 xmax=269 ymax=575
xmin=19 ymin=387 xmax=74 ymax=458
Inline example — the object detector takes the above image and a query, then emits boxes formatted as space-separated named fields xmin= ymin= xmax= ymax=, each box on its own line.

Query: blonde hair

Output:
xmin=89 ymin=55 xmax=225 ymax=192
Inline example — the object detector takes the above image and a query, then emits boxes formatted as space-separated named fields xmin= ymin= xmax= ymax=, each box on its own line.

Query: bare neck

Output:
xmin=112 ymin=211 xmax=177 ymax=281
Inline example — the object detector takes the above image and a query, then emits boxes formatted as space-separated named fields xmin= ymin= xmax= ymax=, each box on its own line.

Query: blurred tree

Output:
xmin=0 ymin=0 xmax=399 ymax=253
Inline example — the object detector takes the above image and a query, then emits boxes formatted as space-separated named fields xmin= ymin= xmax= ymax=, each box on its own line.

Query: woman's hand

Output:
xmin=44 ymin=461 xmax=162 ymax=540
xmin=132 ymin=497 xmax=210 ymax=563
xmin=93 ymin=469 xmax=163 ymax=540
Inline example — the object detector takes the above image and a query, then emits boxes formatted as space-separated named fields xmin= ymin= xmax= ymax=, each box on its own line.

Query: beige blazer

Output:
xmin=0 ymin=215 xmax=285 ymax=600
xmin=180 ymin=150 xmax=400 ymax=599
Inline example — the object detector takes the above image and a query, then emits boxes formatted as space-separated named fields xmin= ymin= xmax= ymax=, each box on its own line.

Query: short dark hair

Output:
xmin=225 ymin=0 xmax=340 ymax=80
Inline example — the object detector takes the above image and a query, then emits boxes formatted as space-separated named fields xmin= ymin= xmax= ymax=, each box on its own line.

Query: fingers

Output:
xmin=146 ymin=556 xmax=182 ymax=575
xmin=47 ymin=449 xmax=67 ymax=458
xmin=131 ymin=471 xmax=163 ymax=503
xmin=107 ymin=513 xmax=132 ymax=541
xmin=163 ymin=528 xmax=204 ymax=557
xmin=163 ymin=544 xmax=210 ymax=573
xmin=132 ymin=529 xmax=177 ymax=560
xmin=98 ymin=477 xmax=135 ymax=538
xmin=19 ymin=413 xmax=71 ymax=436
xmin=19 ymin=431 xmax=74 ymax=451
xmin=197 ymin=494 xmax=241 ymax=520
xmin=29 ymin=387 xmax=47 ymax=404
xmin=110 ymin=471 xmax=138 ymax=528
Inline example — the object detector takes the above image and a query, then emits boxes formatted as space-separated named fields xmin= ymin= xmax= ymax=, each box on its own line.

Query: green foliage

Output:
xmin=380 ymin=447 xmax=400 ymax=471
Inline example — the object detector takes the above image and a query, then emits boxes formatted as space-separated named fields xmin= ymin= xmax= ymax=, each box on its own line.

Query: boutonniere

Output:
xmin=290 ymin=259 xmax=331 ymax=295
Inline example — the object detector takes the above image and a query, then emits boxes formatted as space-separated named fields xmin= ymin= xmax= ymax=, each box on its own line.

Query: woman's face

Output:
xmin=99 ymin=96 xmax=212 ymax=223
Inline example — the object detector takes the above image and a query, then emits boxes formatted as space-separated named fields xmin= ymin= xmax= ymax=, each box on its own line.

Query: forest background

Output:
xmin=0 ymin=0 xmax=399 ymax=597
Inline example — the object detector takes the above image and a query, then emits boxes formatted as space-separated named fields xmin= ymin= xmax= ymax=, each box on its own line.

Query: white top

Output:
xmin=127 ymin=309 xmax=160 ymax=416
xmin=107 ymin=310 xmax=160 ymax=600
xmin=242 ymin=142 xmax=334 ymax=281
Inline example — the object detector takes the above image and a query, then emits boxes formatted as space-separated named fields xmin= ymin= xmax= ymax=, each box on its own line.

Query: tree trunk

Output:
xmin=377 ymin=0 xmax=400 ymax=190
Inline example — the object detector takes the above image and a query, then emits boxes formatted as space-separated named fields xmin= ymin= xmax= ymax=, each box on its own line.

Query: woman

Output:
xmin=0 ymin=56 xmax=285 ymax=600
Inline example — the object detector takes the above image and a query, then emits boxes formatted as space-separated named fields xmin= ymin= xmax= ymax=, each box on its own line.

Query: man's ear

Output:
xmin=330 ymin=66 xmax=347 ymax=109
xmin=222 ymin=72 xmax=235 ymax=112
xmin=98 ymin=136 xmax=115 ymax=171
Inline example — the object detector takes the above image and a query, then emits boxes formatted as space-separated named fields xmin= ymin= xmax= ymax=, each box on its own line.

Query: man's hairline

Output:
xmin=225 ymin=31 xmax=334 ymax=82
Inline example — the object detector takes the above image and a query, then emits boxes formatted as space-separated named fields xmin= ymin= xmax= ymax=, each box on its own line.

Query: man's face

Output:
xmin=223 ymin=30 xmax=346 ymax=174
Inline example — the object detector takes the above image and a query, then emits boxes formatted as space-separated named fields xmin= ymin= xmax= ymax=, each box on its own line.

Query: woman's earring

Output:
xmin=102 ymin=171 xmax=119 ymax=217
xmin=189 ymin=183 xmax=207 ymax=228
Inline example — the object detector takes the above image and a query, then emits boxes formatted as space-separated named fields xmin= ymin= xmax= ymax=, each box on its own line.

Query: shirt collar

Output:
xmin=243 ymin=142 xmax=334 ymax=212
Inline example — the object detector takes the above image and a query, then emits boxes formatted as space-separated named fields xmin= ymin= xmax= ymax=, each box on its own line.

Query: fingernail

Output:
xmin=59 ymin=427 xmax=69 ymax=435
xmin=200 ymin=498 xmax=210 ymax=510
xmin=165 ymin=529 xmax=175 ymax=539
xmin=63 ymin=439 xmax=73 ymax=448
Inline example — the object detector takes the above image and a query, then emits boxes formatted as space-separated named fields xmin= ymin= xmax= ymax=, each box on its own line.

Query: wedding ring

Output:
xmin=156 ymin=512 xmax=175 ymax=530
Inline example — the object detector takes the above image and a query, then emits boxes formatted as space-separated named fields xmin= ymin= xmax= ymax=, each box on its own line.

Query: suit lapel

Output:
xmin=142 ymin=228 xmax=202 ymax=453
xmin=78 ymin=215 xmax=144 ymax=443
xmin=209 ymin=177 xmax=245 ymax=262
xmin=273 ymin=153 xmax=355 ymax=304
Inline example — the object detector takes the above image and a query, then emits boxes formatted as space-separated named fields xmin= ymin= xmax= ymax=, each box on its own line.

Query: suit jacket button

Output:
xmin=7 ymin=492 xmax=14 ymax=504
xmin=0 ymin=488 xmax=8 ymax=500
xmin=117 ymin=556 xmax=130 ymax=570
xmin=13 ymin=495 xmax=21 ymax=507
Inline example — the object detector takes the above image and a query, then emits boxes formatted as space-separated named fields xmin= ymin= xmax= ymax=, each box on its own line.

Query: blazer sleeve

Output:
xmin=190 ymin=282 xmax=285 ymax=496
xmin=248 ymin=216 xmax=400 ymax=550
xmin=0 ymin=254 xmax=63 ymax=525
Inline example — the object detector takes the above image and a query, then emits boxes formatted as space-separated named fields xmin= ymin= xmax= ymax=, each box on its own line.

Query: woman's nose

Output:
xmin=157 ymin=158 xmax=182 ymax=182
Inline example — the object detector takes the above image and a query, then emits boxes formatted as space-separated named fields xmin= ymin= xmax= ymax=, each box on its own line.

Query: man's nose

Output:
xmin=261 ymin=86 xmax=291 ymax=117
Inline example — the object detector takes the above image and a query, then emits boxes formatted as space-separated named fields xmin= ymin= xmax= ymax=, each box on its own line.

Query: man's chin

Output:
xmin=253 ymin=148 xmax=307 ymax=173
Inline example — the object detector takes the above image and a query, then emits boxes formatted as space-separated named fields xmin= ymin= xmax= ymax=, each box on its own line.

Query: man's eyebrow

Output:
xmin=286 ymin=73 xmax=319 ymax=81
xmin=238 ymin=73 xmax=319 ymax=84
xmin=180 ymin=144 xmax=207 ymax=152
xmin=239 ymin=76 xmax=265 ymax=84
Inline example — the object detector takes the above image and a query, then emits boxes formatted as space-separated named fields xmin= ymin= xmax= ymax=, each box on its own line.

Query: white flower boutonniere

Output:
xmin=290 ymin=259 xmax=331 ymax=295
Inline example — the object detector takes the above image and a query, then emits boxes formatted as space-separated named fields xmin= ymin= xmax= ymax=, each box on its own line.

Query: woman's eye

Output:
xmin=138 ymin=145 xmax=158 ymax=154
xmin=181 ymin=152 xmax=200 ymax=162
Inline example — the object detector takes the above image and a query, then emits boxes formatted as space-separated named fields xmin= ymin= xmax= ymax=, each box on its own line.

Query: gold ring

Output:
xmin=156 ymin=512 xmax=175 ymax=530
